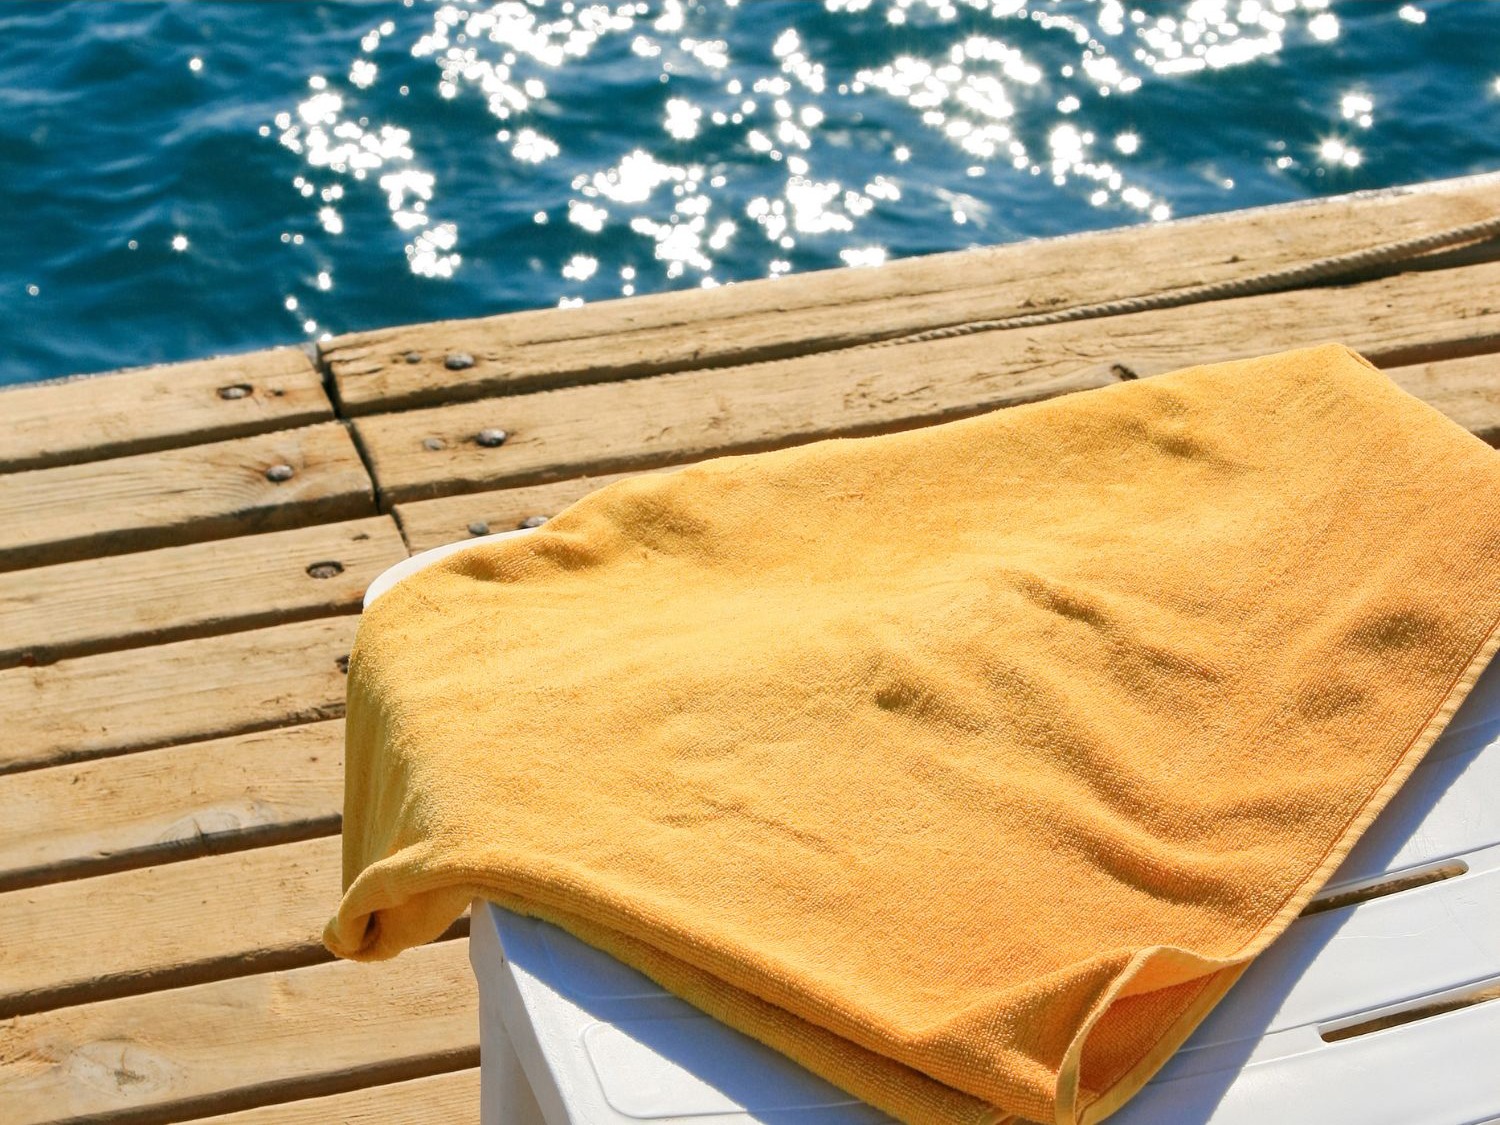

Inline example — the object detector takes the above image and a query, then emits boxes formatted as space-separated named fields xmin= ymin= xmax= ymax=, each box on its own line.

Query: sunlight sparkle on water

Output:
xmin=1340 ymin=92 xmax=1373 ymax=128
xmin=511 ymin=128 xmax=560 ymax=163
xmin=664 ymin=98 xmax=702 ymax=140
xmin=561 ymin=254 xmax=598 ymax=281
xmin=840 ymin=246 xmax=888 ymax=267
xmin=1318 ymin=138 xmax=1362 ymax=168
xmin=264 ymin=0 xmax=1411 ymax=321
xmin=1307 ymin=12 xmax=1338 ymax=41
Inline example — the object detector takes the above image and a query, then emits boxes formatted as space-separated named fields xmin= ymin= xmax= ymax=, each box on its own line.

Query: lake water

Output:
xmin=3 ymin=0 xmax=1498 ymax=387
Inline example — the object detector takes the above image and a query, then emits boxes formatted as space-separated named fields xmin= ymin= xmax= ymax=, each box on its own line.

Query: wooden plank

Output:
xmin=0 ymin=721 xmax=343 ymax=893
xmin=1383 ymin=353 xmax=1500 ymax=446
xmin=355 ymin=354 xmax=1125 ymax=504
xmin=375 ymin=354 xmax=1500 ymax=558
xmin=0 ymin=348 xmax=330 ymax=474
xmin=0 ymin=517 xmax=403 ymax=669
xmin=322 ymin=172 xmax=1500 ymax=413
xmin=0 ymin=422 xmax=376 ymax=572
xmin=0 ymin=938 xmax=477 ymax=1125
xmin=352 ymin=258 xmax=1500 ymax=504
xmin=184 ymin=1070 xmax=479 ymax=1124
xmin=397 ymin=470 xmax=652 ymax=553
xmin=0 ymin=615 xmax=358 ymax=775
xmin=0 ymin=836 xmax=345 ymax=1018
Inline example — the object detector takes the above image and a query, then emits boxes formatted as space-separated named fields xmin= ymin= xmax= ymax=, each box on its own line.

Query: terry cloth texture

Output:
xmin=327 ymin=344 xmax=1500 ymax=1125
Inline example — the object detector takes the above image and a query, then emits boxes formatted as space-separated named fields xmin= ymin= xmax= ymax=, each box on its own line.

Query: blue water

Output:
xmin=3 ymin=0 xmax=1499 ymax=387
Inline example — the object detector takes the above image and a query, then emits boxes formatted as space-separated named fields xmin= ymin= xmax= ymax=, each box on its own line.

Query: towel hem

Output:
xmin=1061 ymin=602 xmax=1500 ymax=1125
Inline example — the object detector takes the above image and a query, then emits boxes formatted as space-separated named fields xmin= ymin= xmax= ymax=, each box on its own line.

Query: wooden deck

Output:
xmin=2 ymin=171 xmax=1498 ymax=1124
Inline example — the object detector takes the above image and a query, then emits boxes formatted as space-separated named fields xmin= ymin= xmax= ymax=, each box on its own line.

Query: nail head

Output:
xmin=467 ymin=521 xmax=490 ymax=537
xmin=218 ymin=383 xmax=252 ymax=400
xmin=445 ymin=352 xmax=475 ymax=370
xmin=265 ymin=463 xmax=295 ymax=483
xmin=306 ymin=560 xmax=345 ymax=579
xmin=476 ymin=428 xmax=508 ymax=448
xmin=423 ymin=437 xmax=447 ymax=451
xmin=404 ymin=351 xmax=423 ymax=364
xmin=518 ymin=515 xmax=549 ymax=529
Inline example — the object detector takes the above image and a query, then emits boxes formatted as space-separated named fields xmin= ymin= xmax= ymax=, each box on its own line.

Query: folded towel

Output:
xmin=326 ymin=344 xmax=1500 ymax=1125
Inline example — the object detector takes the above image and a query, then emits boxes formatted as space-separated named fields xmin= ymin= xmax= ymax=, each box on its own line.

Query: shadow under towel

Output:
xmin=325 ymin=344 xmax=1500 ymax=1125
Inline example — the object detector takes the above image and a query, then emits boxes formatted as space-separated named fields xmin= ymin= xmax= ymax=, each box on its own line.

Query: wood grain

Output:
xmin=322 ymin=172 xmax=1500 ymax=413
xmin=0 ymin=615 xmax=358 ymax=774
xmin=352 ymin=257 xmax=1500 ymax=504
xmin=0 ymin=939 xmax=477 ymax=1125
xmin=0 ymin=836 xmax=346 ymax=1017
xmin=354 ymin=353 xmax=1125 ymax=504
xmin=393 ymin=352 xmax=1500 ymax=555
xmin=0 ymin=348 xmax=330 ymax=473
xmin=0 ymin=721 xmax=343 ymax=892
xmin=0 ymin=423 xmax=375 ymax=571
xmin=1382 ymin=352 xmax=1500 ymax=445
xmin=0 ymin=517 xmax=403 ymax=669
xmin=183 ymin=1070 xmax=479 ymax=1124
xmin=396 ymin=470 xmax=655 ymax=553
xmin=392 ymin=352 xmax=1500 ymax=554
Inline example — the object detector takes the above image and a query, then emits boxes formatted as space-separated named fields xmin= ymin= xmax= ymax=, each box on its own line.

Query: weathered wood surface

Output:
xmin=0 ymin=348 xmax=330 ymax=473
xmin=188 ymin=1069 xmax=480 ymax=1124
xmin=0 ymin=721 xmax=343 ymax=892
xmin=0 ymin=616 xmax=357 ymax=774
xmin=356 ymin=355 xmax=1125 ymax=504
xmin=353 ymin=258 xmax=1500 ymax=503
xmin=322 ymin=172 xmax=1500 ymax=413
xmin=397 ymin=469 xmax=653 ymax=553
xmin=0 ymin=422 xmax=375 ymax=571
xmin=0 ymin=836 xmax=344 ymax=1017
xmin=0 ymin=939 xmax=478 ymax=1125
xmin=1384 ymin=352 xmax=1500 ymax=445
xmin=0 ymin=517 xmax=403 ymax=669
xmin=392 ymin=351 xmax=1500 ymax=556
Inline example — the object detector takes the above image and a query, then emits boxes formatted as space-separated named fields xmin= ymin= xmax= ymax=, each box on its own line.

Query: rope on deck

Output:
xmin=867 ymin=213 xmax=1500 ymax=349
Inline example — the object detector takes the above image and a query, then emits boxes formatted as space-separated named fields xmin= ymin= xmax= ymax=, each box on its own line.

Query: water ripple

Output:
xmin=3 ymin=0 xmax=1500 ymax=382
xmin=267 ymin=0 xmax=1497 ymax=335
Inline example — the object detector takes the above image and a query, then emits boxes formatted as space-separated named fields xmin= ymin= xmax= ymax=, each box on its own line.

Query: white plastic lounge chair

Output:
xmin=366 ymin=531 xmax=1500 ymax=1125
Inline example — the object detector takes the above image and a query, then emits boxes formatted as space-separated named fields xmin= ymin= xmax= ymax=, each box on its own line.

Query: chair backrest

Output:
xmin=1111 ymin=660 xmax=1500 ymax=1124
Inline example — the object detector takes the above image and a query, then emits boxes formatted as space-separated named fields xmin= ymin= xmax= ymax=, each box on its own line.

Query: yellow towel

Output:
xmin=326 ymin=344 xmax=1500 ymax=1125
